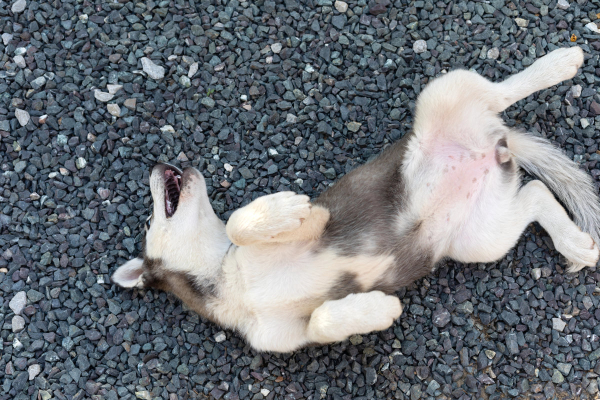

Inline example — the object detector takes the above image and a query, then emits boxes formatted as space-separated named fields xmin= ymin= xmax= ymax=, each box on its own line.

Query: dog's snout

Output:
xmin=152 ymin=163 xmax=183 ymax=177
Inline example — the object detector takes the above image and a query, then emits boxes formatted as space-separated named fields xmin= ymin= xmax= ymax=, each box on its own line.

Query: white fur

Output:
xmin=112 ymin=47 xmax=600 ymax=352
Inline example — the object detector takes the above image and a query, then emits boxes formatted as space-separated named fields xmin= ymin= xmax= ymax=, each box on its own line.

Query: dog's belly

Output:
xmin=410 ymin=142 xmax=510 ymax=256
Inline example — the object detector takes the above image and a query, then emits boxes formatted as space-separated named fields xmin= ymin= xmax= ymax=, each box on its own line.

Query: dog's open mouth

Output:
xmin=164 ymin=167 xmax=182 ymax=218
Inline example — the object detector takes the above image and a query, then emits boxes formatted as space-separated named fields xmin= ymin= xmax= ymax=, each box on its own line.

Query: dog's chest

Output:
xmin=233 ymin=245 xmax=395 ymax=310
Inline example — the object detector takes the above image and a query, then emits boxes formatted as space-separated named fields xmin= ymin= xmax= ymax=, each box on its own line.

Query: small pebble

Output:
xmin=552 ymin=318 xmax=567 ymax=332
xmin=515 ymin=18 xmax=529 ymax=28
xmin=271 ymin=43 xmax=283 ymax=53
xmin=94 ymin=90 xmax=114 ymax=102
xmin=586 ymin=22 xmax=600 ymax=34
xmin=14 ymin=109 xmax=30 ymax=127
xmin=107 ymin=84 xmax=123 ymax=95
xmin=334 ymin=0 xmax=348 ymax=13
xmin=141 ymin=57 xmax=165 ymax=80
xmin=13 ymin=55 xmax=26 ymax=68
xmin=188 ymin=62 xmax=199 ymax=78
xmin=107 ymin=104 xmax=121 ymax=117
xmin=28 ymin=365 xmax=41 ymax=380
xmin=11 ymin=0 xmax=26 ymax=13
xmin=413 ymin=40 xmax=427 ymax=54
xmin=12 ymin=315 xmax=25 ymax=332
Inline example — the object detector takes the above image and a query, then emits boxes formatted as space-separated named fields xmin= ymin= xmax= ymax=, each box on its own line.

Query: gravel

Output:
xmin=2 ymin=0 xmax=600 ymax=399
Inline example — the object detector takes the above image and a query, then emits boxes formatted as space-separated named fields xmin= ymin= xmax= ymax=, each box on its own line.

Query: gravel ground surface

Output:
xmin=2 ymin=0 xmax=600 ymax=399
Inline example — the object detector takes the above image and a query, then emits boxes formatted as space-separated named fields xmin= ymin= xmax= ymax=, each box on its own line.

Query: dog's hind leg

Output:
xmin=492 ymin=47 xmax=583 ymax=112
xmin=306 ymin=291 xmax=402 ymax=344
xmin=449 ymin=180 xmax=599 ymax=272
xmin=226 ymin=192 xmax=330 ymax=246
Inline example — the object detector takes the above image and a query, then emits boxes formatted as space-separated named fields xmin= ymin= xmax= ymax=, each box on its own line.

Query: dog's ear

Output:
xmin=111 ymin=258 xmax=145 ymax=288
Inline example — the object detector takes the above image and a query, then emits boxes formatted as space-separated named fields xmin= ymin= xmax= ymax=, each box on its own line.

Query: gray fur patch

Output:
xmin=314 ymin=133 xmax=436 ymax=294
xmin=328 ymin=272 xmax=362 ymax=300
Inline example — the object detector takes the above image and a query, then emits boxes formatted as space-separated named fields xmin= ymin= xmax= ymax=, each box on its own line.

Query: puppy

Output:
xmin=112 ymin=47 xmax=600 ymax=352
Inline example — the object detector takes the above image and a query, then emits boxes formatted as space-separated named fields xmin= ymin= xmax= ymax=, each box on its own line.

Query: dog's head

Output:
xmin=111 ymin=164 xmax=230 ymax=289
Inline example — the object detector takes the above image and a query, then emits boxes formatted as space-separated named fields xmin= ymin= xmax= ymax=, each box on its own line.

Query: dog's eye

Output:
xmin=144 ymin=213 xmax=153 ymax=230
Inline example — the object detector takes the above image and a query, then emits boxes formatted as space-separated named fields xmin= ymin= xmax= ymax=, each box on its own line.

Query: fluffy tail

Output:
xmin=508 ymin=131 xmax=600 ymax=246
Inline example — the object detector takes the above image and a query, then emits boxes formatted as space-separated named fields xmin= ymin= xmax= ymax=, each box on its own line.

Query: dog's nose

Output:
xmin=151 ymin=163 xmax=183 ymax=175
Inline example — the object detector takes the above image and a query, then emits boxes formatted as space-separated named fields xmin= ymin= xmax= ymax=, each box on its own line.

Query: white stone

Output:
xmin=586 ymin=22 xmax=600 ymax=34
xmin=571 ymin=84 xmax=582 ymax=98
xmin=305 ymin=64 xmax=315 ymax=73
xmin=224 ymin=163 xmax=233 ymax=172
xmin=160 ymin=125 xmax=175 ymax=134
xmin=38 ymin=115 xmax=48 ymax=124
xmin=585 ymin=22 xmax=600 ymax=33
xmin=487 ymin=47 xmax=499 ymax=60
xmin=9 ymin=291 xmax=26 ymax=314
xmin=141 ymin=57 xmax=165 ymax=80
xmin=271 ymin=43 xmax=282 ymax=54
xmin=552 ymin=317 xmax=567 ymax=332
xmin=286 ymin=114 xmax=297 ymax=123
xmin=12 ymin=315 xmax=25 ymax=332
xmin=2 ymin=33 xmax=13 ymax=45
xmin=76 ymin=157 xmax=87 ymax=169
xmin=581 ymin=118 xmax=590 ymax=129
xmin=413 ymin=39 xmax=427 ymax=54
xmin=78 ymin=14 xmax=88 ymax=23
xmin=14 ymin=47 xmax=26 ymax=56
xmin=13 ymin=338 xmax=23 ymax=350
xmin=13 ymin=55 xmax=26 ymax=68
xmin=334 ymin=0 xmax=348 ymax=13
xmin=94 ymin=90 xmax=114 ymax=102
xmin=31 ymin=76 xmax=46 ymax=89
xmin=260 ymin=389 xmax=270 ymax=396
xmin=14 ymin=109 xmax=30 ymax=127
xmin=188 ymin=62 xmax=199 ymax=78
xmin=214 ymin=331 xmax=226 ymax=343
xmin=107 ymin=104 xmax=121 ymax=117
xmin=28 ymin=365 xmax=41 ymax=381
xmin=532 ymin=268 xmax=541 ymax=280
xmin=107 ymin=84 xmax=123 ymax=95
xmin=240 ymin=94 xmax=248 ymax=101
xmin=557 ymin=0 xmax=570 ymax=10
xmin=11 ymin=0 xmax=26 ymax=13
xmin=515 ymin=18 xmax=528 ymax=28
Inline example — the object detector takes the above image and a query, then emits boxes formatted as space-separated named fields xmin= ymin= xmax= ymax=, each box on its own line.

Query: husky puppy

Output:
xmin=112 ymin=47 xmax=600 ymax=352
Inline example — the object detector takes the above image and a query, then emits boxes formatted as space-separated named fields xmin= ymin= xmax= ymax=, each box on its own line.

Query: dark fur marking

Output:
xmin=328 ymin=272 xmax=362 ymax=300
xmin=314 ymin=134 xmax=411 ymax=257
xmin=314 ymin=132 xmax=436 ymax=296
xmin=141 ymin=257 xmax=218 ymax=323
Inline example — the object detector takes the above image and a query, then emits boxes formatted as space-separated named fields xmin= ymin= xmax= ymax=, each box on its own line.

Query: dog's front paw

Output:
xmin=365 ymin=292 xmax=403 ymax=331
xmin=550 ymin=46 xmax=584 ymax=81
xmin=263 ymin=191 xmax=312 ymax=234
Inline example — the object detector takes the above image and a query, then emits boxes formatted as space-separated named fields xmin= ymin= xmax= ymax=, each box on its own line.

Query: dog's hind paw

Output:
xmin=560 ymin=231 xmax=599 ymax=273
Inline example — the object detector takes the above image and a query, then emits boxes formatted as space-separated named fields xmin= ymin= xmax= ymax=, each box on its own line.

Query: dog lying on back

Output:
xmin=112 ymin=47 xmax=600 ymax=352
